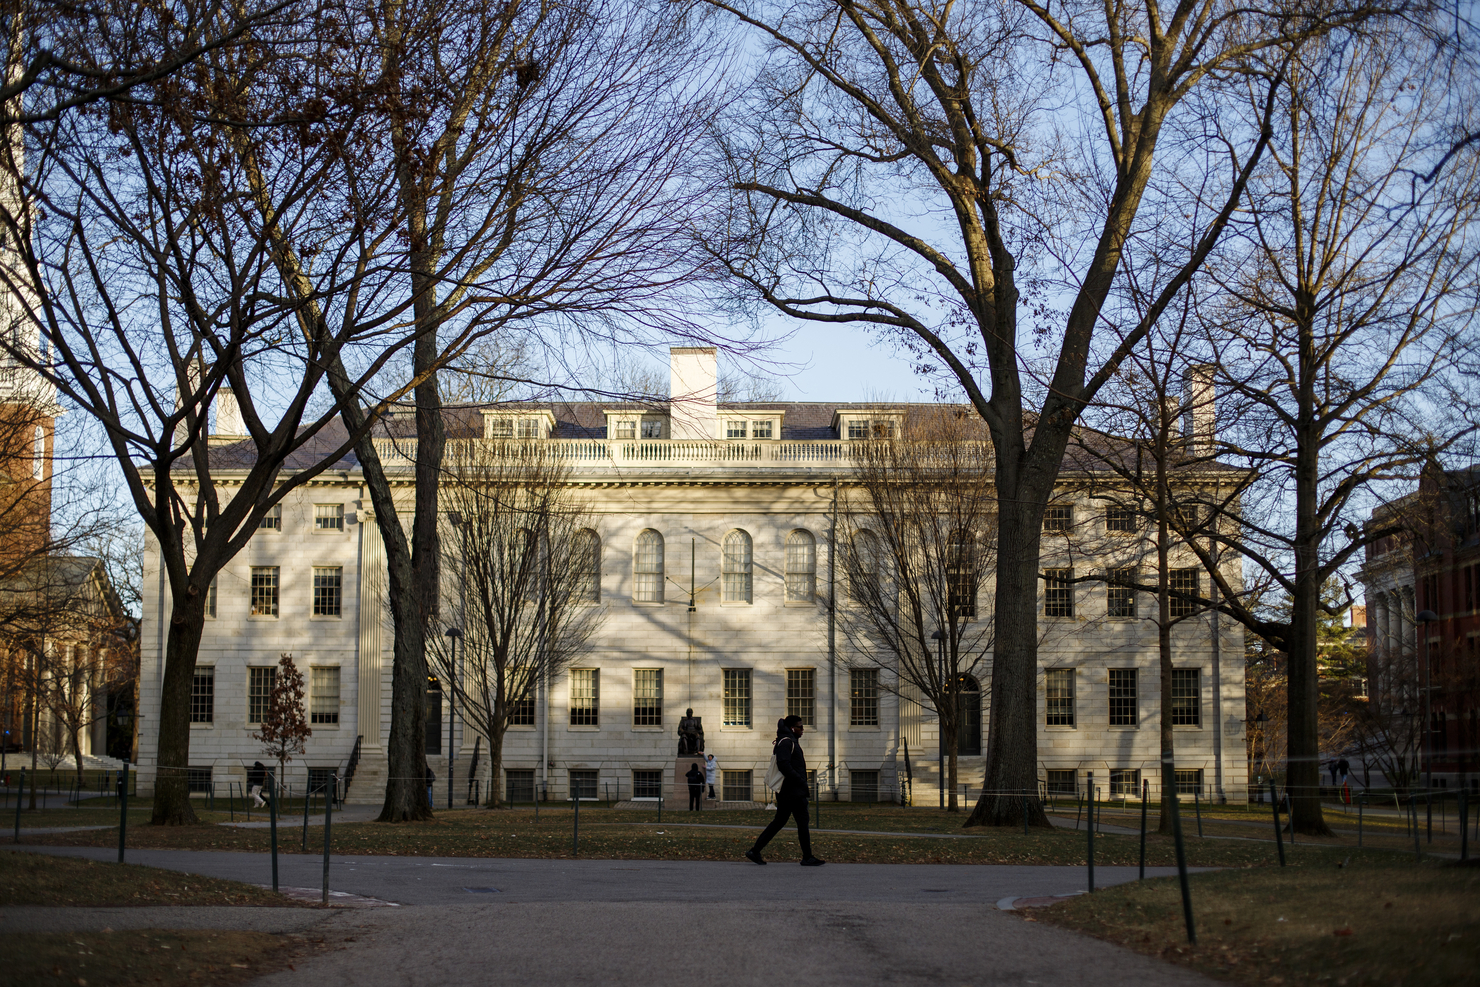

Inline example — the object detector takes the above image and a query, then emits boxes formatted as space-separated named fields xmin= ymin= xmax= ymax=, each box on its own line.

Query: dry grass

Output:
xmin=1035 ymin=860 xmax=1480 ymax=987
xmin=0 ymin=930 xmax=303 ymax=987
xmin=0 ymin=851 xmax=306 ymax=907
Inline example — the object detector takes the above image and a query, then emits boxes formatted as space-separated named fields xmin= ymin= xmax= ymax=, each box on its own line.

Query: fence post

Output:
xmin=1139 ymin=778 xmax=1148 ymax=880
xmin=268 ymin=771 xmax=279 ymax=893
xmin=322 ymin=774 xmax=335 ymax=905
xmin=1162 ymin=751 xmax=1196 ymax=945
xmin=572 ymin=789 xmax=579 ymax=857
xmin=1194 ymin=790 xmax=1203 ymax=838
xmin=13 ymin=768 xmax=23 ymax=843
xmin=1269 ymin=780 xmax=1285 ymax=867
xmin=1409 ymin=789 xmax=1421 ymax=864
xmin=303 ymin=781 xmax=311 ymax=851
xmin=1357 ymin=796 xmax=1363 ymax=848
xmin=1086 ymin=771 xmax=1094 ymax=893
xmin=1022 ymin=791 xmax=1029 ymax=836
xmin=117 ymin=761 xmax=128 ymax=864
xmin=1459 ymin=790 xmax=1468 ymax=862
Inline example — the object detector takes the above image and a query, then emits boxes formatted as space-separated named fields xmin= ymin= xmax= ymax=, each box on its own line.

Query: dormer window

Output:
xmin=751 ymin=420 xmax=774 ymax=439
xmin=483 ymin=410 xmax=553 ymax=439
xmin=726 ymin=420 xmax=747 ymax=439
xmin=641 ymin=420 xmax=664 ymax=439
xmin=615 ymin=419 xmax=637 ymax=439
xmin=488 ymin=417 xmax=514 ymax=438
xmin=517 ymin=418 xmax=539 ymax=439
xmin=844 ymin=417 xmax=897 ymax=439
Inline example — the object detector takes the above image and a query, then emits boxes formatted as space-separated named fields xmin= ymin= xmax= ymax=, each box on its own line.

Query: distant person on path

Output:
xmin=248 ymin=761 xmax=267 ymax=807
xmin=1337 ymin=758 xmax=1351 ymax=784
xmin=425 ymin=764 xmax=435 ymax=808
xmin=705 ymin=754 xmax=718 ymax=800
xmin=686 ymin=762 xmax=704 ymax=810
xmin=745 ymin=716 xmax=825 ymax=867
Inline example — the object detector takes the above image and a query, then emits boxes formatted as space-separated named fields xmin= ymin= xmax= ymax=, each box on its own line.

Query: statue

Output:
xmin=677 ymin=708 xmax=705 ymax=755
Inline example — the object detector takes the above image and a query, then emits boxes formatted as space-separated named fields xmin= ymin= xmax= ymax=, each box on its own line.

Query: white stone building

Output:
xmin=137 ymin=348 xmax=1250 ymax=805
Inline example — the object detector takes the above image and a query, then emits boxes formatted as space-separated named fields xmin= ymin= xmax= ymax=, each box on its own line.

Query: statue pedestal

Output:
xmin=672 ymin=756 xmax=709 ymax=811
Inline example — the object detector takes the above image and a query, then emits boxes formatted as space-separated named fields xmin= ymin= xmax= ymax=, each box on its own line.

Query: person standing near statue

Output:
xmin=685 ymin=762 xmax=705 ymax=811
xmin=704 ymin=753 xmax=718 ymax=800
xmin=745 ymin=716 xmax=824 ymax=866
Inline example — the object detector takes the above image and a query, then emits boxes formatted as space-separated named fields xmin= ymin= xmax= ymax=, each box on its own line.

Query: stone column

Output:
xmin=1374 ymin=593 xmax=1389 ymax=661
xmin=357 ymin=506 xmax=385 ymax=751
xmin=1402 ymin=586 xmax=1417 ymax=658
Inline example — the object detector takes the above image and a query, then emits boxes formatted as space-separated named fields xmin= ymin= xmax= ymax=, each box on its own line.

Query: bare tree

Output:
xmin=430 ymin=439 xmax=605 ymax=808
xmin=1168 ymin=23 xmax=1480 ymax=834
xmin=211 ymin=0 xmax=728 ymax=820
xmin=0 ymin=0 xmax=415 ymax=824
xmin=835 ymin=408 xmax=996 ymax=812
xmin=696 ymin=0 xmax=1381 ymax=826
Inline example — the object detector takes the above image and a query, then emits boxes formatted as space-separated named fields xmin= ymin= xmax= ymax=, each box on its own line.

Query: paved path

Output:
xmin=2 ymin=846 xmax=1217 ymax=987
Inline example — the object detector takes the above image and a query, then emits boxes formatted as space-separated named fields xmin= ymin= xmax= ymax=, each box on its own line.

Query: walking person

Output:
xmin=425 ymin=764 xmax=435 ymax=808
xmin=745 ymin=716 xmax=824 ymax=866
xmin=704 ymin=753 xmax=718 ymax=800
xmin=248 ymin=761 xmax=267 ymax=808
xmin=686 ymin=762 xmax=705 ymax=810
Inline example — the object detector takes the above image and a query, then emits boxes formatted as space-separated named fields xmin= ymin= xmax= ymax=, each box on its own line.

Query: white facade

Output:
xmin=137 ymin=351 xmax=1250 ymax=805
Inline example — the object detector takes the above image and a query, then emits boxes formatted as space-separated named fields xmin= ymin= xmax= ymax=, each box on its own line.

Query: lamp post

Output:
xmin=444 ymin=628 xmax=462 ymax=811
xmin=1416 ymin=609 xmax=1437 ymax=842
xmin=1253 ymin=711 xmax=1269 ymax=802
xmin=931 ymin=629 xmax=945 ymax=809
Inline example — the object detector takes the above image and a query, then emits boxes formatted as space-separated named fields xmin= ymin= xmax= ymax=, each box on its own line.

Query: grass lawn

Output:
xmin=0 ymin=930 xmax=305 ymax=987
xmin=1035 ymin=860 xmax=1480 ymax=987
xmin=15 ymin=805 xmax=1429 ymax=869
xmin=0 ymin=850 xmax=307 ymax=907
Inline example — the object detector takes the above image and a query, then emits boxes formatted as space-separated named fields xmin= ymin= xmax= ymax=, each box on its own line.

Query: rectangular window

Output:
xmin=1106 ymin=567 xmax=1136 ymax=619
xmin=1171 ymin=668 xmax=1201 ymax=726
xmin=1046 ymin=769 xmax=1077 ymax=796
xmin=311 ymin=666 xmax=340 ymax=725
xmin=787 ymin=668 xmax=816 ymax=726
xmin=640 ymin=419 xmax=663 ymax=439
xmin=517 ymin=418 xmax=540 ymax=439
xmin=1109 ymin=669 xmax=1138 ymax=726
xmin=614 ymin=419 xmax=636 ymax=439
xmin=1169 ymin=568 xmax=1200 ymax=618
xmin=1175 ymin=769 xmax=1204 ymax=796
xmin=723 ymin=669 xmax=752 ymax=727
xmin=250 ymin=567 xmax=279 ymax=617
xmin=846 ymin=419 xmax=869 ymax=439
xmin=569 ymin=769 xmax=598 ymax=801
xmin=488 ymin=417 xmax=515 ymax=438
xmin=632 ymin=770 xmax=663 ymax=800
xmin=633 ymin=669 xmax=663 ymax=727
xmin=1110 ymin=768 xmax=1141 ymax=798
xmin=1106 ymin=506 xmax=1137 ymax=532
xmin=1044 ymin=568 xmax=1074 ymax=618
xmin=1043 ymin=505 xmax=1073 ymax=532
xmin=313 ymin=567 xmax=342 ymax=617
xmin=722 ymin=770 xmax=753 ymax=803
xmin=569 ymin=669 xmax=599 ymax=726
xmin=206 ymin=578 xmax=217 ymax=618
xmin=506 ymin=769 xmax=536 ymax=803
xmin=186 ymin=767 xmax=212 ymax=794
xmin=726 ymin=420 xmax=747 ymax=439
xmin=307 ymin=768 xmax=336 ymax=796
xmin=1045 ymin=668 xmax=1075 ymax=726
xmin=850 ymin=668 xmax=880 ymax=726
xmin=190 ymin=667 xmax=214 ymax=724
xmin=509 ymin=689 xmax=536 ymax=726
xmin=248 ymin=666 xmax=276 ymax=724
xmin=314 ymin=504 xmax=344 ymax=531
xmin=751 ymin=420 xmax=773 ymax=439
xmin=850 ymin=770 xmax=880 ymax=802
xmin=258 ymin=504 xmax=282 ymax=530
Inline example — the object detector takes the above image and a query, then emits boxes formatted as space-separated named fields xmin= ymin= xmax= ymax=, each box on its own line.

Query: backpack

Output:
xmin=764 ymin=736 xmax=791 ymax=792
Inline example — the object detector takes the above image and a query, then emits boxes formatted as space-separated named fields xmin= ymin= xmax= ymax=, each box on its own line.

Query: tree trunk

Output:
xmin=151 ymin=599 xmax=207 ymax=825
xmin=486 ymin=724 xmax=505 ymax=809
xmin=1156 ymin=453 xmax=1176 ymax=835
xmin=966 ymin=491 xmax=1048 ymax=827
xmin=377 ymin=592 xmax=432 ymax=822
xmin=1288 ymin=432 xmax=1331 ymax=836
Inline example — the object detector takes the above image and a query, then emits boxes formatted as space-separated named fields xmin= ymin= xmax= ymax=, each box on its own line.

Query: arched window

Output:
xmin=633 ymin=529 xmax=664 ymax=603
xmin=572 ymin=529 xmax=601 ymax=603
xmin=784 ymin=529 xmax=816 ymax=602
xmin=956 ymin=675 xmax=982 ymax=756
xmin=32 ymin=426 xmax=44 ymax=480
xmin=947 ymin=530 xmax=977 ymax=618
xmin=850 ymin=530 xmax=880 ymax=601
xmin=722 ymin=529 xmax=753 ymax=603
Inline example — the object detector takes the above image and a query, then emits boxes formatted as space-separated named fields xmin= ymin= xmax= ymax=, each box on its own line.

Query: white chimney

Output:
xmin=172 ymin=358 xmax=205 ymax=447
xmin=669 ymin=346 xmax=717 ymax=440
xmin=214 ymin=386 xmax=245 ymax=438
xmin=1183 ymin=364 xmax=1215 ymax=457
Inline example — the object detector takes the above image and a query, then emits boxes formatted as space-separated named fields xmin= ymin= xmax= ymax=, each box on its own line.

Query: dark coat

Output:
xmin=685 ymin=765 xmax=704 ymax=788
xmin=247 ymin=762 xmax=266 ymax=788
xmin=774 ymin=732 xmax=808 ymax=798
